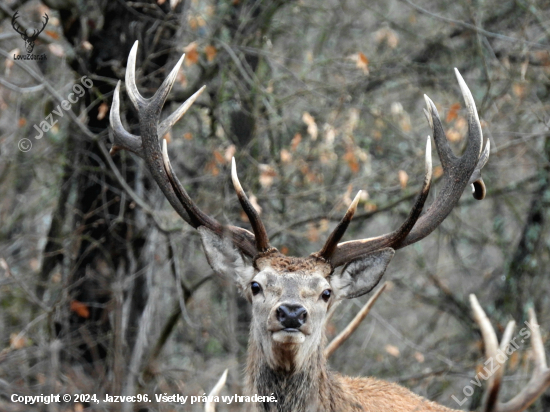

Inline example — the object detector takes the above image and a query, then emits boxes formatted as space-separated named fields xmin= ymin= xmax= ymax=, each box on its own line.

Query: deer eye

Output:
xmin=321 ymin=289 xmax=332 ymax=302
xmin=250 ymin=282 xmax=262 ymax=296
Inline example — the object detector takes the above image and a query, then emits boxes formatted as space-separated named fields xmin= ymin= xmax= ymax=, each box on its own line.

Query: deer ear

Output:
xmin=198 ymin=227 xmax=255 ymax=290
xmin=331 ymin=248 xmax=395 ymax=299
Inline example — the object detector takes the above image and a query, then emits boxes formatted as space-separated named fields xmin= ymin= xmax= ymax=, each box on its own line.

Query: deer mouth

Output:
xmin=271 ymin=328 xmax=306 ymax=344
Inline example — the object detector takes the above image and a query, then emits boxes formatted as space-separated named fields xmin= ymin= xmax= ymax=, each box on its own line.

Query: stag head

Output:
xmin=110 ymin=42 xmax=489 ymax=373
xmin=11 ymin=11 xmax=49 ymax=54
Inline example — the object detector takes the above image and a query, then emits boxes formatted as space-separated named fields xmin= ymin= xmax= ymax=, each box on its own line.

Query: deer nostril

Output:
xmin=276 ymin=304 xmax=308 ymax=329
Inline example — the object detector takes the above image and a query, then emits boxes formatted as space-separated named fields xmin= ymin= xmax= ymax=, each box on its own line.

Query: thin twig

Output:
xmin=0 ymin=258 xmax=50 ymax=313
xmin=398 ymin=0 xmax=550 ymax=50
xmin=324 ymin=282 xmax=387 ymax=358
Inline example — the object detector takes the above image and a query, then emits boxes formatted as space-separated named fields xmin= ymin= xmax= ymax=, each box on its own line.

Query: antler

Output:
xmin=317 ymin=69 xmax=490 ymax=268
xmin=11 ymin=11 xmax=27 ymax=37
xmin=110 ymin=41 xmax=273 ymax=258
xmin=470 ymin=295 xmax=550 ymax=412
xmin=29 ymin=13 xmax=49 ymax=40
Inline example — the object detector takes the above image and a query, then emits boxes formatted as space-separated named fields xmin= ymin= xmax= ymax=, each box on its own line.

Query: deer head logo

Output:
xmin=11 ymin=11 xmax=49 ymax=54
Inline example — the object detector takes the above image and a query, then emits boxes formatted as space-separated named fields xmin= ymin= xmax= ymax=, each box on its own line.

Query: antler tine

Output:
xmin=11 ymin=11 xmax=26 ymax=36
xmin=399 ymin=69 xmax=483 ymax=245
xmin=125 ymin=41 xmax=149 ymax=110
xmin=150 ymin=52 xmax=186 ymax=114
xmin=231 ymin=158 xmax=272 ymax=253
xmin=470 ymin=294 xmax=500 ymax=365
xmin=205 ymin=369 xmax=228 ymax=412
xmin=126 ymin=40 xmax=186 ymax=114
xmin=317 ymin=191 xmax=362 ymax=261
xmin=158 ymin=86 xmax=206 ymax=138
xmin=109 ymin=81 xmax=144 ymax=156
xmin=424 ymin=94 xmax=457 ymax=171
xmin=160 ymin=140 xmax=258 ymax=257
xmin=470 ymin=296 xmax=550 ymax=412
xmin=470 ymin=294 xmax=508 ymax=412
xmin=497 ymin=309 xmax=550 ymax=412
xmin=328 ymin=71 xmax=488 ymax=267
xmin=529 ymin=308 xmax=548 ymax=373
xmin=329 ymin=136 xmax=432 ymax=267
xmin=110 ymin=82 xmax=207 ymax=156
xmin=32 ymin=13 xmax=48 ymax=39
xmin=110 ymin=42 xmax=259 ymax=257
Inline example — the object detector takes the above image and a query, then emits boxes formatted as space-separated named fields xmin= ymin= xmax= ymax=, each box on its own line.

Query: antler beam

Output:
xmin=323 ymin=69 xmax=490 ymax=268
xmin=110 ymin=41 xmax=269 ymax=258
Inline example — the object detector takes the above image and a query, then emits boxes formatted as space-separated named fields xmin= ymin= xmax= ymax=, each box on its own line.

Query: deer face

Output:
xmin=245 ymin=257 xmax=332 ymax=370
xmin=199 ymin=227 xmax=394 ymax=370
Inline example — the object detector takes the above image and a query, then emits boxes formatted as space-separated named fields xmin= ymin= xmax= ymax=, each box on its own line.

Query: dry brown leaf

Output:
xmin=280 ymin=148 xmax=292 ymax=164
xmin=224 ymin=145 xmax=236 ymax=163
xmin=385 ymin=344 xmax=400 ymax=357
xmin=213 ymin=150 xmax=225 ymax=164
xmin=455 ymin=116 xmax=467 ymax=133
xmin=189 ymin=17 xmax=198 ymax=30
xmin=18 ymin=118 xmax=26 ymax=127
xmin=184 ymin=42 xmax=199 ymax=66
xmin=447 ymin=128 xmax=462 ymax=143
xmin=324 ymin=124 xmax=336 ymax=145
xmin=45 ymin=30 xmax=59 ymax=40
xmin=364 ymin=202 xmax=377 ymax=212
xmin=375 ymin=27 xmax=399 ymax=49
xmin=307 ymin=223 xmax=319 ymax=242
xmin=70 ymin=300 xmax=90 ymax=318
xmin=398 ymin=170 xmax=408 ymax=189
xmin=205 ymin=45 xmax=217 ymax=62
xmin=533 ymin=50 xmax=550 ymax=67
xmin=433 ymin=165 xmax=443 ymax=179
xmin=48 ymin=44 xmax=65 ymax=57
xmin=6 ymin=49 xmax=18 ymax=70
xmin=513 ymin=83 xmax=527 ymax=99
xmin=97 ymin=102 xmax=109 ymax=121
xmin=184 ymin=132 xmax=193 ymax=140
xmin=249 ymin=195 xmax=262 ymax=215
xmin=205 ymin=161 xmax=219 ymax=176
xmin=163 ymin=131 xmax=172 ymax=144
xmin=399 ymin=116 xmax=411 ymax=132
xmin=10 ymin=333 xmax=27 ymax=349
xmin=81 ymin=40 xmax=93 ymax=51
xmin=302 ymin=112 xmax=318 ymax=140
xmin=177 ymin=71 xmax=188 ymax=88
xmin=291 ymin=133 xmax=302 ymax=151
xmin=446 ymin=103 xmax=461 ymax=122
xmin=414 ymin=351 xmax=425 ymax=363
xmin=343 ymin=149 xmax=359 ymax=174
xmin=349 ymin=52 xmax=369 ymax=75
xmin=280 ymin=246 xmax=289 ymax=255
xmin=259 ymin=165 xmax=277 ymax=188
xmin=508 ymin=350 xmax=519 ymax=371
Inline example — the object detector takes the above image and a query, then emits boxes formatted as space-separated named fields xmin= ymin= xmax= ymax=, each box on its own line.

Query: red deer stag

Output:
xmin=110 ymin=41 xmax=550 ymax=412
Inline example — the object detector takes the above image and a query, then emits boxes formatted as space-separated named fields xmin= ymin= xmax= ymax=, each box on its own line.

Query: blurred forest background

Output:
xmin=0 ymin=0 xmax=549 ymax=411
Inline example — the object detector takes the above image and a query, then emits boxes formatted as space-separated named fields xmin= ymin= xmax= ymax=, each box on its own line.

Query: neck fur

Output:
xmin=246 ymin=336 xmax=340 ymax=412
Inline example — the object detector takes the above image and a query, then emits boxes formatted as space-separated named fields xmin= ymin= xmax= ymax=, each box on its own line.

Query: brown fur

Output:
xmin=245 ymin=334 xmax=459 ymax=412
